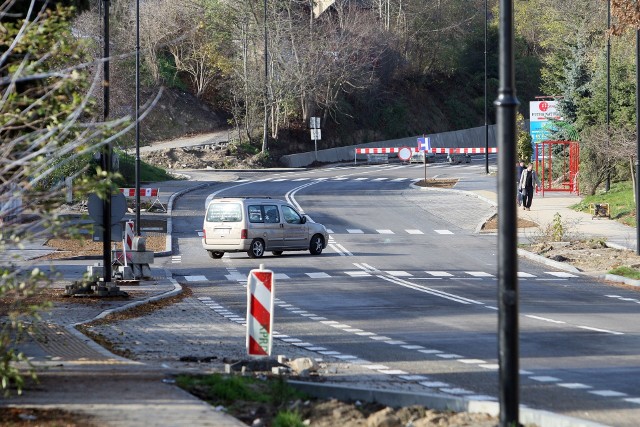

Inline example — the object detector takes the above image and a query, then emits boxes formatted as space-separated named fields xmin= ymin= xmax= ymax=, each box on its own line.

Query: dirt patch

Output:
xmin=414 ymin=178 xmax=458 ymax=188
xmin=481 ymin=213 xmax=538 ymax=230
xmin=38 ymin=235 xmax=166 ymax=260
xmin=523 ymin=239 xmax=640 ymax=274
xmin=0 ymin=407 xmax=96 ymax=427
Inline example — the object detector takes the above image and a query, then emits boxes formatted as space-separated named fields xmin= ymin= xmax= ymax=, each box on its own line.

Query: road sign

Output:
xmin=417 ymin=137 xmax=431 ymax=152
xmin=246 ymin=265 xmax=274 ymax=356
xmin=398 ymin=146 xmax=412 ymax=161
xmin=310 ymin=116 xmax=320 ymax=129
xmin=87 ymin=192 xmax=127 ymax=225
xmin=310 ymin=128 xmax=321 ymax=140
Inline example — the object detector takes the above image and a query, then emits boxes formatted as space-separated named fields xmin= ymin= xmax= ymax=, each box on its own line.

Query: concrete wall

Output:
xmin=280 ymin=124 xmax=498 ymax=168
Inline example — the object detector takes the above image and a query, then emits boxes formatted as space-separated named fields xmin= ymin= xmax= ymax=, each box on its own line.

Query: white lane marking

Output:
xmin=345 ymin=271 xmax=371 ymax=277
xmin=384 ymin=340 xmax=407 ymax=345
xmin=391 ymin=178 xmax=407 ymax=182
xmin=379 ymin=275 xmax=483 ymax=305
xmin=530 ymin=376 xmax=560 ymax=382
xmin=525 ymin=315 xmax=566 ymax=324
xmin=347 ymin=229 xmax=364 ymax=233
xmin=306 ymin=272 xmax=331 ymax=278
xmin=589 ymin=390 xmax=628 ymax=397
xmin=480 ymin=364 xmax=500 ymax=370
xmin=386 ymin=271 xmax=413 ymax=277
xmin=172 ymin=255 xmax=182 ymax=264
xmin=184 ymin=275 xmax=207 ymax=282
xmin=624 ymin=398 xmax=640 ymax=404
xmin=558 ymin=383 xmax=592 ymax=389
xmin=318 ymin=350 xmax=342 ymax=355
xmin=372 ymin=177 xmax=388 ymax=181
xmin=406 ymin=229 xmax=424 ymax=234
xmin=333 ymin=354 xmax=358 ymax=360
xmin=518 ymin=272 xmax=536 ymax=278
xmin=377 ymin=229 xmax=394 ymax=234
xmin=369 ymin=335 xmax=392 ymax=341
xmin=355 ymin=332 xmax=375 ymax=336
xmin=326 ymin=228 xmax=334 ymax=233
xmin=418 ymin=349 xmax=443 ymax=354
xmin=274 ymin=273 xmax=290 ymax=280
xmin=436 ymin=354 xmax=462 ymax=359
xmin=306 ymin=347 xmax=327 ymax=351
xmin=458 ymin=359 xmax=486 ymax=364
xmin=402 ymin=345 xmax=425 ymax=350
xmin=465 ymin=271 xmax=494 ymax=277
xmin=577 ymin=325 xmax=624 ymax=335
xmin=292 ymin=178 xmax=307 ymax=181
xmin=332 ymin=177 xmax=348 ymax=181
xmin=425 ymin=271 xmax=453 ymax=277
xmin=196 ymin=231 xmax=204 ymax=237
xmin=354 ymin=177 xmax=368 ymax=181
xmin=435 ymin=229 xmax=454 ymax=235
xmin=546 ymin=271 xmax=579 ymax=278
xmin=225 ymin=273 xmax=247 ymax=281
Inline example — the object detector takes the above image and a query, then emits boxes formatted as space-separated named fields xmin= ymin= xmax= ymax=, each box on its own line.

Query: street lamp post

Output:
xmin=262 ymin=0 xmax=268 ymax=153
xmin=484 ymin=0 xmax=489 ymax=174
xmin=135 ymin=0 xmax=141 ymax=236
xmin=101 ymin=0 xmax=112 ymax=284
xmin=495 ymin=0 xmax=520 ymax=424
xmin=636 ymin=28 xmax=639 ymax=255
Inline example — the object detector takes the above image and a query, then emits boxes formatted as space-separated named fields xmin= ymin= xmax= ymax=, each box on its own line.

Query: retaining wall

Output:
xmin=279 ymin=124 xmax=498 ymax=168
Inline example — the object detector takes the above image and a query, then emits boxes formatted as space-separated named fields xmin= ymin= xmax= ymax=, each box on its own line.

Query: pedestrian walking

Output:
xmin=516 ymin=160 xmax=525 ymax=206
xmin=518 ymin=163 xmax=541 ymax=211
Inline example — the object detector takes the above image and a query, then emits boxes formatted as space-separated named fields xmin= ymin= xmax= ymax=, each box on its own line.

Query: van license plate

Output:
xmin=214 ymin=228 xmax=230 ymax=235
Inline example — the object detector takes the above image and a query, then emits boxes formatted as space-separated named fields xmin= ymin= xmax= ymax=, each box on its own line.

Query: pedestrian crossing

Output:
xmin=181 ymin=269 xmax=578 ymax=283
xmin=255 ymin=176 xmax=415 ymax=184
xmin=325 ymin=228 xmax=436 ymax=235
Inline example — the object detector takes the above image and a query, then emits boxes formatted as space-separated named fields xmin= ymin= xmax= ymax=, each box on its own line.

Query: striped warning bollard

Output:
xmin=246 ymin=264 xmax=275 ymax=356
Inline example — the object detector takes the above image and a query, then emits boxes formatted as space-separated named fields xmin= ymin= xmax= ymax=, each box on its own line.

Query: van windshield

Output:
xmin=206 ymin=203 xmax=242 ymax=222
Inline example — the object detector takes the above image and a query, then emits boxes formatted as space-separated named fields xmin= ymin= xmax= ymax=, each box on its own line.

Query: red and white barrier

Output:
xmin=119 ymin=188 xmax=159 ymax=197
xmin=124 ymin=220 xmax=135 ymax=251
xmin=355 ymin=147 xmax=401 ymax=154
xmin=118 ymin=188 xmax=165 ymax=212
xmin=246 ymin=266 xmax=275 ymax=356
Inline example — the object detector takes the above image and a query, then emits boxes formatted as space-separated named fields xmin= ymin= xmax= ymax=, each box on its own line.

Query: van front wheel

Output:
xmin=309 ymin=235 xmax=324 ymax=255
xmin=248 ymin=239 xmax=265 ymax=258
xmin=208 ymin=251 xmax=224 ymax=259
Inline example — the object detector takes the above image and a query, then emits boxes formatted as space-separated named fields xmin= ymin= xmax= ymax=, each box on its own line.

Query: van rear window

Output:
xmin=206 ymin=203 xmax=242 ymax=222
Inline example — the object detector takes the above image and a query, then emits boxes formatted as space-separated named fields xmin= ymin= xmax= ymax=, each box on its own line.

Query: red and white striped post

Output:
xmin=246 ymin=264 xmax=275 ymax=356
xmin=122 ymin=220 xmax=135 ymax=267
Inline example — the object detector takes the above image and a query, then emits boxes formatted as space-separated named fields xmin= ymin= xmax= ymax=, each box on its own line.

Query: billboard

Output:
xmin=529 ymin=100 xmax=561 ymax=144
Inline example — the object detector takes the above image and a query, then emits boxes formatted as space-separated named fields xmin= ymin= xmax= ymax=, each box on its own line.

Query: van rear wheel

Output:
xmin=248 ymin=239 xmax=265 ymax=258
xmin=309 ymin=234 xmax=324 ymax=255
xmin=208 ymin=251 xmax=224 ymax=259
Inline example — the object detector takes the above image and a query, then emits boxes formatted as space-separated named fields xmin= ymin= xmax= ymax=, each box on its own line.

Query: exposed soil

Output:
xmin=39 ymin=234 xmax=166 ymax=260
xmin=0 ymin=407 xmax=97 ymax=427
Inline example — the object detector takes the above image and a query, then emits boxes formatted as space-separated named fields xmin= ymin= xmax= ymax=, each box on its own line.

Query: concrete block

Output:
xmin=128 ymin=251 xmax=154 ymax=264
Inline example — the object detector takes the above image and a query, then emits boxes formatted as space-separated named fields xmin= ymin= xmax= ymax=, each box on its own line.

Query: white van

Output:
xmin=202 ymin=197 xmax=329 ymax=259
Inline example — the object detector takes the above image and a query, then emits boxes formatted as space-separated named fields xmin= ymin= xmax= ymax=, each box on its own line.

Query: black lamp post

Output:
xmin=262 ymin=0 xmax=268 ymax=153
xmin=484 ymin=0 xmax=489 ymax=174
xmin=101 ymin=0 xmax=112 ymax=283
xmin=495 ymin=0 xmax=520 ymax=424
xmin=135 ymin=0 xmax=141 ymax=235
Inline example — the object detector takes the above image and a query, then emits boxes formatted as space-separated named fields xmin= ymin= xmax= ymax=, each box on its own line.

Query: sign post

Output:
xmin=310 ymin=117 xmax=321 ymax=161
xmin=529 ymin=100 xmax=561 ymax=159
xmin=246 ymin=264 xmax=275 ymax=356
xmin=417 ymin=136 xmax=431 ymax=184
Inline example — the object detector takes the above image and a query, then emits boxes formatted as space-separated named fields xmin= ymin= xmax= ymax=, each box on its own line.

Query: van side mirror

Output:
xmin=301 ymin=215 xmax=307 ymax=224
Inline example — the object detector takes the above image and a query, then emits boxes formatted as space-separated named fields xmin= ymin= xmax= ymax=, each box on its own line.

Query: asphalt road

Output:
xmin=162 ymin=161 xmax=640 ymax=427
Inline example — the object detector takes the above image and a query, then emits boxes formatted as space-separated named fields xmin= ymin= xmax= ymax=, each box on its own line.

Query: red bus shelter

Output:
xmin=535 ymin=140 xmax=580 ymax=196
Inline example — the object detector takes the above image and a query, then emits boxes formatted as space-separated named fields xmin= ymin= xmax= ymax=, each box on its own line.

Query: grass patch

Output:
xmin=571 ymin=181 xmax=636 ymax=227
xmin=608 ymin=266 xmax=640 ymax=280
xmin=115 ymin=149 xmax=178 ymax=186
xmin=176 ymin=373 xmax=308 ymax=425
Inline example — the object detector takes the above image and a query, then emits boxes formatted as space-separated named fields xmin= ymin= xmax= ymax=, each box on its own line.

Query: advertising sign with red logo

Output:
xmin=529 ymin=100 xmax=561 ymax=144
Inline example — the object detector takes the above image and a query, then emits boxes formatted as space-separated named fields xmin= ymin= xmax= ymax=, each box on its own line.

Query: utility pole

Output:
xmin=495 ymin=0 xmax=520 ymax=425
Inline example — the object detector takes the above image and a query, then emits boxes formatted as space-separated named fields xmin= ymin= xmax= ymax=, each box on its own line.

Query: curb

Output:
xmin=66 ymin=272 xmax=182 ymax=362
xmin=288 ymin=381 xmax=608 ymax=427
